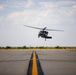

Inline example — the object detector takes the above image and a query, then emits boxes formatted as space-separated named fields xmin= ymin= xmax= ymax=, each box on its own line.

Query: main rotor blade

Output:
xmin=46 ymin=29 xmax=64 ymax=31
xmin=24 ymin=25 xmax=63 ymax=31
xmin=24 ymin=25 xmax=42 ymax=30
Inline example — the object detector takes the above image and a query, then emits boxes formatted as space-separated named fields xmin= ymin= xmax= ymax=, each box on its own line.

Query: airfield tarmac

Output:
xmin=0 ymin=50 xmax=76 ymax=75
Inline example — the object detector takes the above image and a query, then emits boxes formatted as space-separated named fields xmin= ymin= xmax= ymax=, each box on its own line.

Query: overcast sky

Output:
xmin=0 ymin=0 xmax=76 ymax=47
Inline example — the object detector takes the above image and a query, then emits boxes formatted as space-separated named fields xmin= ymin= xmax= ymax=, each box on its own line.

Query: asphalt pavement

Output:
xmin=0 ymin=50 xmax=76 ymax=75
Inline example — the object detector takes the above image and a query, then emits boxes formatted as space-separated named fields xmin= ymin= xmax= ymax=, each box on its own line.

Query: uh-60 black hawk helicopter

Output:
xmin=24 ymin=25 xmax=63 ymax=41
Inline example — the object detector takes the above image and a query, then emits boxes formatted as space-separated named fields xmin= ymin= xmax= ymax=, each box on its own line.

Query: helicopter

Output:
xmin=24 ymin=25 xmax=63 ymax=41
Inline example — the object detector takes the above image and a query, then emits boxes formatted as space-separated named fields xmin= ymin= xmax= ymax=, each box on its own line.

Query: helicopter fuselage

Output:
xmin=38 ymin=30 xmax=52 ymax=39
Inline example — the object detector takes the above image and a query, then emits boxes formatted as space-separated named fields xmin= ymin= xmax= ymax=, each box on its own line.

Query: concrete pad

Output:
xmin=0 ymin=50 xmax=76 ymax=75
xmin=0 ymin=50 xmax=32 ymax=75
xmin=36 ymin=50 xmax=76 ymax=75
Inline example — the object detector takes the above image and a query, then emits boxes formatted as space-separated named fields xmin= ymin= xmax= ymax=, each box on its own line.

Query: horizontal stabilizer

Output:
xmin=46 ymin=36 xmax=52 ymax=39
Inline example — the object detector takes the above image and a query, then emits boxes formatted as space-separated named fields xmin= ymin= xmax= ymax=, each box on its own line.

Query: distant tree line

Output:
xmin=0 ymin=46 xmax=76 ymax=49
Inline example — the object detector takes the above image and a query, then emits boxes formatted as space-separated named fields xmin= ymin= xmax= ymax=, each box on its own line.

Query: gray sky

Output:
xmin=0 ymin=0 xmax=76 ymax=47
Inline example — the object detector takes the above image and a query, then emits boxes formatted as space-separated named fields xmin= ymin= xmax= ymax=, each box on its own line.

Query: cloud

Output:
xmin=0 ymin=0 xmax=39 ymax=9
xmin=25 ymin=0 xmax=36 ymax=8
xmin=0 ymin=0 xmax=75 ymax=30
xmin=72 ymin=5 xmax=76 ymax=8
xmin=39 ymin=2 xmax=54 ymax=9
xmin=55 ymin=0 xmax=76 ymax=6
xmin=6 ymin=9 xmax=62 ymax=28
xmin=0 ymin=4 xmax=4 ymax=10
xmin=5 ymin=0 xmax=76 ymax=26
xmin=1 ymin=0 xmax=76 ymax=11
xmin=0 ymin=0 xmax=76 ymax=46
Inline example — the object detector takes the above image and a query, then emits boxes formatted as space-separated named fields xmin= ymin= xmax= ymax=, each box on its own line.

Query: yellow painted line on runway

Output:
xmin=32 ymin=52 xmax=38 ymax=75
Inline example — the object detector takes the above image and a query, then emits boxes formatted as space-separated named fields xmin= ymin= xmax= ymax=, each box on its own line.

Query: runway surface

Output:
xmin=0 ymin=50 xmax=76 ymax=75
